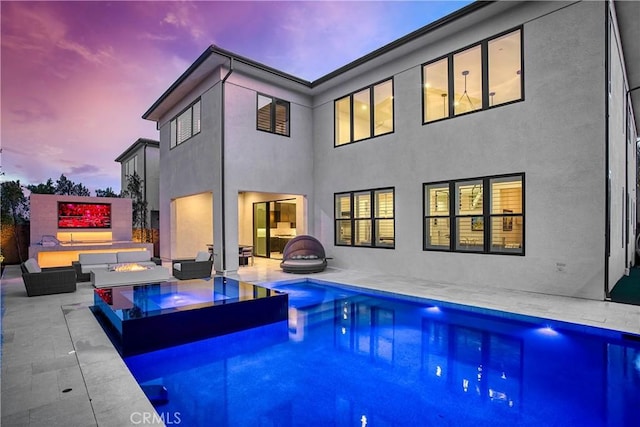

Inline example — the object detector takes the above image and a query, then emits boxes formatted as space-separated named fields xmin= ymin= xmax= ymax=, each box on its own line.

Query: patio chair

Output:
xmin=280 ymin=235 xmax=328 ymax=274
xmin=20 ymin=258 xmax=77 ymax=297
xmin=239 ymin=245 xmax=254 ymax=267
xmin=172 ymin=251 xmax=213 ymax=280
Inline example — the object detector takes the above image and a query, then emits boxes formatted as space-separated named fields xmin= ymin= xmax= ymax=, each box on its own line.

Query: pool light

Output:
xmin=537 ymin=325 xmax=559 ymax=336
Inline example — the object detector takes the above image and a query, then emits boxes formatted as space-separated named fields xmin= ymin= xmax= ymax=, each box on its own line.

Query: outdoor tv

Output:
xmin=58 ymin=202 xmax=111 ymax=229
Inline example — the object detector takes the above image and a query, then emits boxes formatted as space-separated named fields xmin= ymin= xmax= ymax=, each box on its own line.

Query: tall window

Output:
xmin=124 ymin=156 xmax=137 ymax=178
xmin=335 ymin=79 xmax=394 ymax=146
xmin=455 ymin=179 xmax=484 ymax=251
xmin=170 ymin=99 xmax=201 ymax=148
xmin=424 ymin=183 xmax=450 ymax=250
xmin=257 ymin=94 xmax=290 ymax=136
xmin=423 ymin=58 xmax=449 ymax=122
xmin=423 ymin=174 xmax=523 ymax=254
xmin=335 ymin=188 xmax=395 ymax=248
xmin=422 ymin=28 xmax=522 ymax=123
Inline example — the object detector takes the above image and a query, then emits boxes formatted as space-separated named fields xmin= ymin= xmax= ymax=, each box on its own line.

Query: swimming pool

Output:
xmin=125 ymin=279 xmax=640 ymax=426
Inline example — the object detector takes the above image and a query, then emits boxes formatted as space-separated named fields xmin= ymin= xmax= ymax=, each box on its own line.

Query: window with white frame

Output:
xmin=335 ymin=188 xmax=395 ymax=248
xmin=423 ymin=28 xmax=522 ymax=123
xmin=170 ymin=99 xmax=201 ymax=148
xmin=335 ymin=79 xmax=394 ymax=146
xmin=424 ymin=174 xmax=524 ymax=254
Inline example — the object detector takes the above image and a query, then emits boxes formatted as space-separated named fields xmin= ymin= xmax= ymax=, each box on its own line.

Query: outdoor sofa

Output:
xmin=21 ymin=258 xmax=77 ymax=297
xmin=73 ymin=250 xmax=160 ymax=282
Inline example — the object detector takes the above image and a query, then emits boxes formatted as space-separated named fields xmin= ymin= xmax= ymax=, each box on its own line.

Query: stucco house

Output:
xmin=142 ymin=0 xmax=639 ymax=301
xmin=115 ymin=138 xmax=160 ymax=231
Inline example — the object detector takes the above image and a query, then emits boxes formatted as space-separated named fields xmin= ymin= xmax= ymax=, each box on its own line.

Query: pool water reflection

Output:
xmin=125 ymin=279 xmax=640 ymax=426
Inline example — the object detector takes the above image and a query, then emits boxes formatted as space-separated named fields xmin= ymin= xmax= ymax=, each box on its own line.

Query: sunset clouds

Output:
xmin=1 ymin=1 xmax=470 ymax=193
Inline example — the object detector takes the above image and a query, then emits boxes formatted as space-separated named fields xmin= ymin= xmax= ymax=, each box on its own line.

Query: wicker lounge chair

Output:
xmin=172 ymin=251 xmax=213 ymax=280
xmin=20 ymin=258 xmax=77 ymax=297
xmin=280 ymin=235 xmax=328 ymax=274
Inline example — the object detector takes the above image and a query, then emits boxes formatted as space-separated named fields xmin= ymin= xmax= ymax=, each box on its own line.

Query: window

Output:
xmin=423 ymin=183 xmax=450 ymax=250
xmin=257 ymin=94 xmax=290 ymax=136
xmin=335 ymin=79 xmax=394 ymax=146
xmin=124 ymin=156 xmax=137 ymax=178
xmin=422 ymin=28 xmax=522 ymax=123
xmin=170 ymin=99 xmax=201 ymax=148
xmin=454 ymin=45 xmax=482 ymax=115
xmin=335 ymin=188 xmax=395 ymax=248
xmin=423 ymin=58 xmax=449 ymax=122
xmin=424 ymin=174 xmax=523 ymax=255
xmin=455 ymin=179 xmax=484 ymax=251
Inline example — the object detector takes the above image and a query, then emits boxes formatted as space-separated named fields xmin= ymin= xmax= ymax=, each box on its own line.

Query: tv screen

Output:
xmin=58 ymin=202 xmax=111 ymax=229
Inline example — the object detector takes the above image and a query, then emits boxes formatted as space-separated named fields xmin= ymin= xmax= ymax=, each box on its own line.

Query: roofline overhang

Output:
xmin=312 ymin=0 xmax=493 ymax=87
xmin=114 ymin=137 xmax=159 ymax=163
xmin=142 ymin=0 xmax=494 ymax=122
xmin=142 ymin=46 xmax=313 ymax=121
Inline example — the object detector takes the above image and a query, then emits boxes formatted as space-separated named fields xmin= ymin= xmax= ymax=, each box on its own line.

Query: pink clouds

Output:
xmin=1 ymin=1 xmax=470 ymax=194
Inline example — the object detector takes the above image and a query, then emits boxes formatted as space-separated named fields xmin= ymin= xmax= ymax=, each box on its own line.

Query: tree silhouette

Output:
xmin=95 ymin=187 xmax=120 ymax=198
xmin=1 ymin=180 xmax=29 ymax=262
xmin=55 ymin=174 xmax=90 ymax=196
xmin=27 ymin=175 xmax=90 ymax=196
xmin=26 ymin=178 xmax=56 ymax=194
xmin=122 ymin=172 xmax=149 ymax=242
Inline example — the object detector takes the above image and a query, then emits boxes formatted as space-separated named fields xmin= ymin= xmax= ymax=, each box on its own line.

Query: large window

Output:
xmin=423 ymin=28 xmax=522 ymax=123
xmin=335 ymin=188 xmax=395 ymax=248
xmin=424 ymin=174 xmax=523 ymax=254
xmin=257 ymin=94 xmax=290 ymax=136
xmin=170 ymin=99 xmax=201 ymax=148
xmin=335 ymin=79 xmax=394 ymax=146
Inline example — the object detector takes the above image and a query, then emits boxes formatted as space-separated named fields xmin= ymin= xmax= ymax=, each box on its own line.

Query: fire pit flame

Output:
xmin=114 ymin=263 xmax=148 ymax=272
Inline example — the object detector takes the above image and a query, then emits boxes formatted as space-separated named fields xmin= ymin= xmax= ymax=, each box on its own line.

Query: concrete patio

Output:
xmin=2 ymin=259 xmax=639 ymax=426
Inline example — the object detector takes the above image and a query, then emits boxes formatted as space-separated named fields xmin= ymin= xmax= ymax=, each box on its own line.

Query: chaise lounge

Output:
xmin=280 ymin=235 xmax=328 ymax=274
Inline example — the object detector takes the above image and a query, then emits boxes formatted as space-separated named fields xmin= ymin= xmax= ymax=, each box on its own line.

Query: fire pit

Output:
xmin=91 ymin=264 xmax=171 ymax=288
xmin=112 ymin=263 xmax=149 ymax=272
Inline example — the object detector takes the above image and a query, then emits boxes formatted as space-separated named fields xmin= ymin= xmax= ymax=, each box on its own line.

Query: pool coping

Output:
xmin=266 ymin=277 xmax=640 ymax=341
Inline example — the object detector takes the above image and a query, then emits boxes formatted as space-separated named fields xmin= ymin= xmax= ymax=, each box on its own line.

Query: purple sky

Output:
xmin=1 ymin=0 xmax=472 ymax=194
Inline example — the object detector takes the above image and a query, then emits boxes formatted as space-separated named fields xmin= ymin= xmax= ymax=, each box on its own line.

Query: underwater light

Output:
xmin=537 ymin=326 xmax=559 ymax=336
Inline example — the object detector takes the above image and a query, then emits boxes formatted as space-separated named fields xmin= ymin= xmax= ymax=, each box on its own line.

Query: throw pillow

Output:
xmin=195 ymin=251 xmax=210 ymax=262
xmin=24 ymin=258 xmax=42 ymax=273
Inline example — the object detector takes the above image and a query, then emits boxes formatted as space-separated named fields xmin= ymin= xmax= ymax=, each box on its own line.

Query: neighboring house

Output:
xmin=114 ymin=138 xmax=160 ymax=231
xmin=142 ymin=1 xmax=639 ymax=301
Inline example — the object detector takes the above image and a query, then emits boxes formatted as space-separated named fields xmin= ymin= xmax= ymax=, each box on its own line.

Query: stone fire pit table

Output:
xmin=91 ymin=266 xmax=171 ymax=288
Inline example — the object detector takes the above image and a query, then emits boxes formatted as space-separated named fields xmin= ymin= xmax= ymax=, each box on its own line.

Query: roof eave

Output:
xmin=311 ymin=0 xmax=494 ymax=87
xmin=142 ymin=0 xmax=495 ymax=120
xmin=114 ymin=138 xmax=160 ymax=163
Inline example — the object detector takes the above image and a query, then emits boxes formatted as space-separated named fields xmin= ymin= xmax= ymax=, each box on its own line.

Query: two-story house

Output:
xmin=115 ymin=137 xmax=160 ymax=253
xmin=142 ymin=0 xmax=638 ymax=301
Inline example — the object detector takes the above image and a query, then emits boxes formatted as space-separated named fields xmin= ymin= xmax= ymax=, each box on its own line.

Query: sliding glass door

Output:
xmin=253 ymin=199 xmax=297 ymax=259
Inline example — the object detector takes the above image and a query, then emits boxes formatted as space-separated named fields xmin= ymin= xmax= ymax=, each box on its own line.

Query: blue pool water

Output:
xmin=125 ymin=279 xmax=640 ymax=426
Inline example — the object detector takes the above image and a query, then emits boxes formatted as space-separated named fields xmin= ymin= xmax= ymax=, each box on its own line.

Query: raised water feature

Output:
xmin=92 ymin=277 xmax=288 ymax=356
